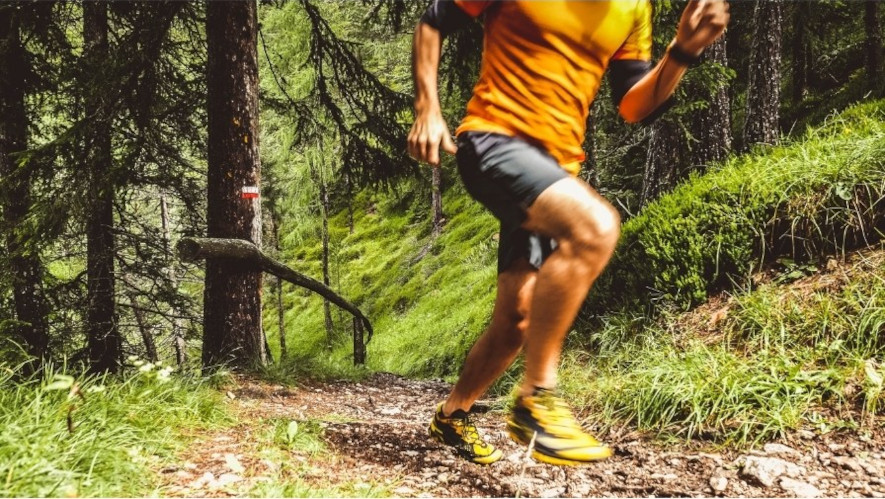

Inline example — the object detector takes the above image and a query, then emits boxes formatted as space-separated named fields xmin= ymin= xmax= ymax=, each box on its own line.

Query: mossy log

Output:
xmin=177 ymin=237 xmax=373 ymax=360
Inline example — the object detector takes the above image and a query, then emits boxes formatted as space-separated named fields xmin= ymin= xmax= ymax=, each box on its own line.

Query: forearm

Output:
xmin=619 ymin=40 xmax=691 ymax=123
xmin=412 ymin=22 xmax=444 ymax=114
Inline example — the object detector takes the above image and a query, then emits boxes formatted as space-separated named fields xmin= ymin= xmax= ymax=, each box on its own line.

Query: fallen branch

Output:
xmin=177 ymin=237 xmax=373 ymax=347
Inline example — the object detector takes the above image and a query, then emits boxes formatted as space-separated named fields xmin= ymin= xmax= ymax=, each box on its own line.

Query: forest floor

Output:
xmin=156 ymin=373 xmax=885 ymax=498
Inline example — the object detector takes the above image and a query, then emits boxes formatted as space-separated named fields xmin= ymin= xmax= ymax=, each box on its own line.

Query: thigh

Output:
xmin=521 ymin=177 xmax=619 ymax=243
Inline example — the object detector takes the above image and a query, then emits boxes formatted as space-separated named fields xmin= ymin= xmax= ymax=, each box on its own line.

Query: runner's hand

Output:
xmin=408 ymin=109 xmax=457 ymax=166
xmin=676 ymin=0 xmax=730 ymax=56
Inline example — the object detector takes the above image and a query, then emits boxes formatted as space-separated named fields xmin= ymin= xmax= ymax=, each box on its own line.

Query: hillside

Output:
xmin=266 ymin=100 xmax=885 ymax=443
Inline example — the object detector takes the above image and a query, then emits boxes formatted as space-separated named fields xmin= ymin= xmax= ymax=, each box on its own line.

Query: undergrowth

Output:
xmin=0 ymin=361 xmax=230 ymax=497
xmin=560 ymin=247 xmax=885 ymax=444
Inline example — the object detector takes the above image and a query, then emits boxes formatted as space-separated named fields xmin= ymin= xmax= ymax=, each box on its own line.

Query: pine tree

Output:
xmin=83 ymin=1 xmax=121 ymax=373
xmin=865 ymin=0 xmax=883 ymax=93
xmin=0 ymin=4 xmax=51 ymax=364
xmin=691 ymin=36 xmax=732 ymax=169
xmin=203 ymin=0 xmax=266 ymax=369
xmin=743 ymin=0 xmax=783 ymax=148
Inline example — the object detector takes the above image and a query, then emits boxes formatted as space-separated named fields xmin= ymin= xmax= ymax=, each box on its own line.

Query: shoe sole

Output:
xmin=507 ymin=426 xmax=613 ymax=465
xmin=428 ymin=424 xmax=503 ymax=465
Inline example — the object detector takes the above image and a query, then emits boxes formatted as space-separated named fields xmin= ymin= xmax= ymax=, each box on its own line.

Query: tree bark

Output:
xmin=431 ymin=166 xmax=444 ymax=235
xmin=580 ymin=105 xmax=600 ymax=187
xmin=743 ymin=0 xmax=783 ymax=149
xmin=641 ymin=119 xmax=687 ymax=207
xmin=691 ymin=36 xmax=732 ymax=169
xmin=866 ymin=0 xmax=883 ymax=90
xmin=0 ymin=6 xmax=51 ymax=365
xmin=84 ymin=2 xmax=121 ymax=374
xmin=319 ymin=172 xmax=334 ymax=348
xmin=277 ymin=276 xmax=287 ymax=360
xmin=203 ymin=0 xmax=265 ymax=369
xmin=160 ymin=193 xmax=187 ymax=366
xmin=127 ymin=290 xmax=158 ymax=362
xmin=791 ymin=2 xmax=810 ymax=104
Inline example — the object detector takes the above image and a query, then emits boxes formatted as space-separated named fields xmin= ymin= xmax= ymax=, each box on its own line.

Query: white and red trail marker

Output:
xmin=241 ymin=186 xmax=259 ymax=199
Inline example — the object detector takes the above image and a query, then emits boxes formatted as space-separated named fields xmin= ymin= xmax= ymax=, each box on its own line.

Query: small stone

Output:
xmin=764 ymin=443 xmax=799 ymax=456
xmin=709 ymin=476 xmax=728 ymax=493
xmin=224 ymin=453 xmax=245 ymax=474
xmin=394 ymin=486 xmax=415 ymax=495
xmin=651 ymin=473 xmax=679 ymax=481
xmin=780 ymin=477 xmax=822 ymax=497
xmin=739 ymin=456 xmax=805 ymax=487
xmin=832 ymin=456 xmax=864 ymax=473
xmin=540 ymin=487 xmax=565 ymax=498
xmin=215 ymin=473 xmax=242 ymax=488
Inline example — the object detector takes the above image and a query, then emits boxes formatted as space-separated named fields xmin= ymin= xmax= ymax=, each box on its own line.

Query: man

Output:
xmin=408 ymin=0 xmax=729 ymax=465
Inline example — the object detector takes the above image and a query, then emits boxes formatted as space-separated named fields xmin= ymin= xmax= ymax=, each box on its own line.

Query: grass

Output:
xmin=559 ymin=247 xmax=885 ymax=444
xmin=248 ymin=416 xmax=392 ymax=498
xmin=0 ymin=360 xmax=231 ymax=497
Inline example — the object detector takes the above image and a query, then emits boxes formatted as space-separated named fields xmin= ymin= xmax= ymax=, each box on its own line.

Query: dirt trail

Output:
xmin=160 ymin=373 xmax=885 ymax=498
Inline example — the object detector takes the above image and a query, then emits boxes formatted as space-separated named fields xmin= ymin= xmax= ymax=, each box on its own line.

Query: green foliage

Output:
xmin=590 ymin=100 xmax=885 ymax=315
xmin=264 ymin=174 xmax=498 ymax=379
xmin=0 ymin=362 xmax=230 ymax=497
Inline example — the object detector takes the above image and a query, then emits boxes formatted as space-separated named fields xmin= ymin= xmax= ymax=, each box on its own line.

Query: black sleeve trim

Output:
xmin=420 ymin=0 xmax=472 ymax=38
xmin=608 ymin=59 xmax=652 ymax=107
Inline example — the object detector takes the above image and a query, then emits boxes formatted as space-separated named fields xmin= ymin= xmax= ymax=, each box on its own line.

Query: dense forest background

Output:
xmin=1 ymin=0 xmax=881 ymax=375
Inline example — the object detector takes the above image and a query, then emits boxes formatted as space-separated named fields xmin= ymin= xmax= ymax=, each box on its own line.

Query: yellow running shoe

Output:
xmin=429 ymin=403 xmax=503 ymax=465
xmin=507 ymin=388 xmax=612 ymax=465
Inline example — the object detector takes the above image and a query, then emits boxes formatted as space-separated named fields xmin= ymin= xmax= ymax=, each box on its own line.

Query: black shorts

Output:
xmin=455 ymin=131 xmax=570 ymax=273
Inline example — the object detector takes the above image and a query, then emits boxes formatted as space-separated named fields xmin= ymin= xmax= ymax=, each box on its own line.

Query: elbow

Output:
xmin=618 ymin=105 xmax=645 ymax=124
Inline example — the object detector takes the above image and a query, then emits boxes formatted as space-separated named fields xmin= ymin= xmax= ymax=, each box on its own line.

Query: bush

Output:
xmin=589 ymin=100 xmax=885 ymax=315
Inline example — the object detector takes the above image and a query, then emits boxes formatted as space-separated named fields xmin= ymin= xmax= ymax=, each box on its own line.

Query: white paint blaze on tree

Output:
xmin=743 ymin=0 xmax=783 ymax=148
xmin=203 ymin=0 xmax=266 ymax=369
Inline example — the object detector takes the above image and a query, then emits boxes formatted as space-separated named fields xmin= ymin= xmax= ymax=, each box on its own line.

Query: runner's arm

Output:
xmin=618 ymin=0 xmax=729 ymax=124
xmin=408 ymin=2 xmax=473 ymax=165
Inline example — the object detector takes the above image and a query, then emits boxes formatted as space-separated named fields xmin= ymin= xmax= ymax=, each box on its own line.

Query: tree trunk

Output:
xmin=318 ymin=167 xmax=334 ymax=348
xmin=866 ymin=0 xmax=883 ymax=90
xmin=0 ymin=6 xmax=51 ymax=365
xmin=431 ymin=166 xmax=444 ymax=235
xmin=84 ymin=2 xmax=121 ymax=374
xmin=641 ymin=120 xmax=686 ymax=206
xmin=268 ymin=210 xmax=287 ymax=360
xmin=580 ymin=105 xmax=600 ymax=187
xmin=791 ymin=2 xmax=810 ymax=103
xmin=743 ymin=0 xmax=783 ymax=149
xmin=691 ymin=36 xmax=732 ymax=169
xmin=127 ymin=290 xmax=158 ymax=362
xmin=276 ymin=276 xmax=287 ymax=360
xmin=203 ymin=0 xmax=265 ymax=369
xmin=160 ymin=193 xmax=187 ymax=366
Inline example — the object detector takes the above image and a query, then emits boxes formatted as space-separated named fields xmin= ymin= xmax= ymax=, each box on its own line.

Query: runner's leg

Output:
xmin=518 ymin=177 xmax=620 ymax=395
xmin=442 ymin=257 xmax=536 ymax=415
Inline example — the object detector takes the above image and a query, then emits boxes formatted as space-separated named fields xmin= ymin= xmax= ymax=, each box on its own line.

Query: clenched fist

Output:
xmin=676 ymin=0 xmax=730 ymax=57
xmin=408 ymin=109 xmax=457 ymax=166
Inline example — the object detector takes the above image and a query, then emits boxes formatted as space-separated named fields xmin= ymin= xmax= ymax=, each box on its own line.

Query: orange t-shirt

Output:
xmin=454 ymin=0 xmax=653 ymax=175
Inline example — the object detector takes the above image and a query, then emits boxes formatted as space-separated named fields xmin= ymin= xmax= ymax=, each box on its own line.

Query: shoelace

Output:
xmin=449 ymin=415 xmax=488 ymax=448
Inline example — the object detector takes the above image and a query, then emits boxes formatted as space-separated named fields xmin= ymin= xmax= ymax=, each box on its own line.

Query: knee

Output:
xmin=564 ymin=201 xmax=621 ymax=258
